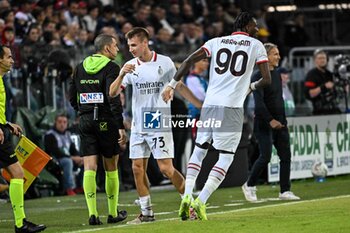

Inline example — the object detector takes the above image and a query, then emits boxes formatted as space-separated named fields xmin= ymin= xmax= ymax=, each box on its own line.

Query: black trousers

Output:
xmin=247 ymin=119 xmax=291 ymax=193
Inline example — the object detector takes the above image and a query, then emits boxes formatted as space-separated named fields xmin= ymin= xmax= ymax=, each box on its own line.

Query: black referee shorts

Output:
xmin=79 ymin=114 xmax=121 ymax=158
xmin=0 ymin=125 xmax=17 ymax=169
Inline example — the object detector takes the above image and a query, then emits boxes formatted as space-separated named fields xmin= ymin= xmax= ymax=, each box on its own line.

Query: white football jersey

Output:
xmin=122 ymin=52 xmax=176 ymax=133
xmin=202 ymin=32 xmax=268 ymax=108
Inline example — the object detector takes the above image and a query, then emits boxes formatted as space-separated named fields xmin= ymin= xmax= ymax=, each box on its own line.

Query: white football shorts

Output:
xmin=129 ymin=131 xmax=174 ymax=159
xmin=195 ymin=106 xmax=243 ymax=153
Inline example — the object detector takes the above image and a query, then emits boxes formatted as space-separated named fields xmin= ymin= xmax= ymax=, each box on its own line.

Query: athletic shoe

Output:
xmin=126 ymin=214 xmax=155 ymax=225
xmin=15 ymin=219 xmax=46 ymax=233
xmin=107 ymin=210 xmax=128 ymax=223
xmin=179 ymin=194 xmax=191 ymax=221
xmin=88 ymin=215 xmax=102 ymax=225
xmin=193 ymin=198 xmax=207 ymax=220
xmin=279 ymin=191 xmax=300 ymax=200
xmin=73 ymin=187 xmax=84 ymax=194
xmin=241 ymin=182 xmax=257 ymax=202
xmin=66 ymin=189 xmax=76 ymax=196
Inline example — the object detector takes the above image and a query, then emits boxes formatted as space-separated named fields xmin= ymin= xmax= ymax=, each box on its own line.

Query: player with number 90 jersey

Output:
xmin=202 ymin=31 xmax=268 ymax=108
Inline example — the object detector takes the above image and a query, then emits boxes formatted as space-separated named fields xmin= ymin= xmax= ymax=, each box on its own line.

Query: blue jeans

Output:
xmin=247 ymin=119 xmax=291 ymax=193
xmin=58 ymin=157 xmax=76 ymax=190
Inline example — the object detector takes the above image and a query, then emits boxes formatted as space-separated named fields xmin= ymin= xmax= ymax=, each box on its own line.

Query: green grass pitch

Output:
xmin=1 ymin=175 xmax=349 ymax=233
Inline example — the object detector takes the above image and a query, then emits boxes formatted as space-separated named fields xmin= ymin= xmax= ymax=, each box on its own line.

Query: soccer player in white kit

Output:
xmin=162 ymin=12 xmax=272 ymax=220
xmin=109 ymin=27 xmax=202 ymax=224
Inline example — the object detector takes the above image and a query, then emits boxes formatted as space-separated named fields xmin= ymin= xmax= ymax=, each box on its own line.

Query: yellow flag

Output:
xmin=2 ymin=135 xmax=52 ymax=193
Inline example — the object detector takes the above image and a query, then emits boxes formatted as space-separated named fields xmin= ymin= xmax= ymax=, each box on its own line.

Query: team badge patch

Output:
xmin=158 ymin=66 xmax=163 ymax=75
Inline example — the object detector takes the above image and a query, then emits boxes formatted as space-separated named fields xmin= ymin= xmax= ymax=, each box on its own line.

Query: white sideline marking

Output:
xmin=223 ymin=203 xmax=244 ymax=207
xmin=65 ymin=194 xmax=350 ymax=233
xmin=0 ymin=219 xmax=14 ymax=223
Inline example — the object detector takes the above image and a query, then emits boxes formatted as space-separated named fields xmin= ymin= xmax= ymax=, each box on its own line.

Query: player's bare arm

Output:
xmin=175 ymin=81 xmax=203 ymax=109
xmin=109 ymin=63 xmax=135 ymax=97
xmin=162 ymin=48 xmax=207 ymax=102
xmin=252 ymin=62 xmax=271 ymax=90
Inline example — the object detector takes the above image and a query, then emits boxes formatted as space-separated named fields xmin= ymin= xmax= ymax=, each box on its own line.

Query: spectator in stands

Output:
xmin=149 ymin=5 xmax=175 ymax=35
xmin=278 ymin=67 xmax=295 ymax=116
xmin=182 ymin=3 xmax=195 ymax=23
xmin=20 ymin=23 xmax=44 ymax=67
xmin=1 ymin=25 xmax=14 ymax=46
xmin=208 ymin=4 xmax=231 ymax=33
xmin=44 ymin=113 xmax=83 ymax=196
xmin=56 ymin=22 xmax=68 ymax=43
xmin=0 ymin=0 xmax=10 ymax=12
xmin=242 ymin=43 xmax=300 ymax=202
xmin=184 ymin=58 xmax=209 ymax=144
xmin=31 ymin=6 xmax=46 ymax=26
xmin=75 ymin=28 xmax=93 ymax=63
xmin=82 ymin=4 xmax=99 ymax=42
xmin=304 ymin=49 xmax=341 ymax=115
xmin=76 ymin=29 xmax=89 ymax=48
xmin=63 ymin=0 xmax=79 ymax=25
xmin=128 ymin=3 xmax=151 ymax=28
xmin=156 ymin=28 xmax=173 ymax=45
xmin=283 ymin=13 xmax=309 ymax=54
xmin=173 ymin=29 xmax=185 ymax=44
xmin=1 ymin=9 xmax=15 ymax=27
xmin=76 ymin=1 xmax=88 ymax=30
xmin=183 ymin=23 xmax=204 ymax=48
xmin=96 ymin=5 xmax=120 ymax=35
xmin=62 ymin=22 xmax=79 ymax=47
xmin=166 ymin=3 xmax=183 ymax=28
xmin=21 ymin=23 xmax=41 ymax=46
xmin=15 ymin=1 xmax=35 ymax=23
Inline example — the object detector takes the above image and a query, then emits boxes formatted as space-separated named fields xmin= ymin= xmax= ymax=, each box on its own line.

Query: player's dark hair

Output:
xmin=232 ymin=12 xmax=254 ymax=32
xmin=125 ymin=27 xmax=150 ymax=41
